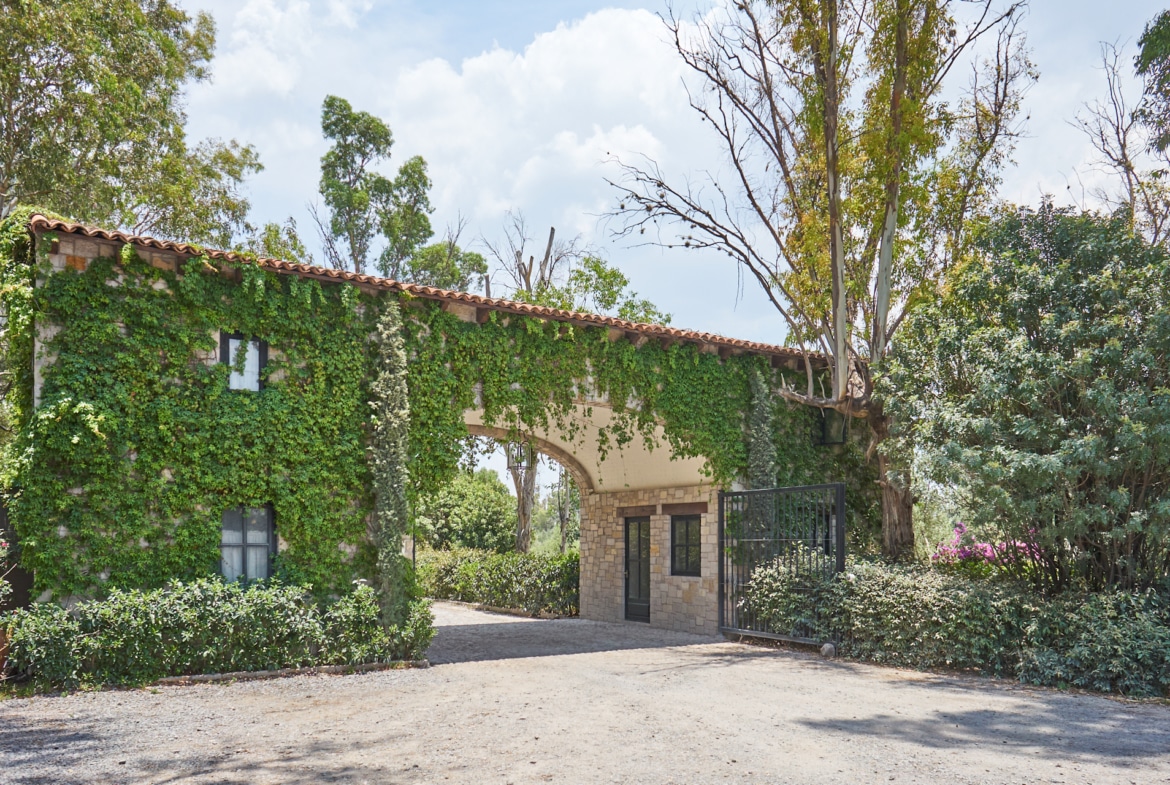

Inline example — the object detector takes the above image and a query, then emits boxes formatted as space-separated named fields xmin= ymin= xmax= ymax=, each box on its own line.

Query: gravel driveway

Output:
xmin=3 ymin=601 xmax=1169 ymax=785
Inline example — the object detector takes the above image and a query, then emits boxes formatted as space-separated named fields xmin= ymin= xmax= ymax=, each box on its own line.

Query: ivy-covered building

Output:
xmin=2 ymin=213 xmax=868 ymax=636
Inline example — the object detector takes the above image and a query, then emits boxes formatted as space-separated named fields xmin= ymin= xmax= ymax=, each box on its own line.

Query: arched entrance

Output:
xmin=463 ymin=406 xmax=720 ymax=635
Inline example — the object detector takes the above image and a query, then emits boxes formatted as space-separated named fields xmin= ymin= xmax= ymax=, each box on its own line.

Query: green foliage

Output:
xmin=1 ymin=579 xmax=433 ymax=689
xmin=402 ymin=298 xmax=868 ymax=505
xmin=0 ymin=538 xmax=11 ymax=607
xmin=408 ymin=238 xmax=487 ymax=291
xmin=319 ymin=95 xmax=395 ymax=272
xmin=746 ymin=560 xmax=1170 ymax=696
xmin=245 ymin=218 xmax=312 ymax=265
xmin=0 ymin=1 xmax=260 ymax=245
xmin=1137 ymin=10 xmax=1170 ymax=153
xmin=3 ymin=219 xmax=378 ymax=600
xmin=1020 ymin=590 xmax=1170 ymax=696
xmin=747 ymin=368 xmax=776 ymax=489
xmin=543 ymin=256 xmax=672 ymax=324
xmin=885 ymin=205 xmax=1170 ymax=590
xmin=414 ymin=469 xmax=517 ymax=553
xmin=0 ymin=208 xmax=865 ymax=602
xmin=417 ymin=548 xmax=579 ymax=616
xmin=318 ymin=96 xmax=436 ymax=278
xmin=369 ymin=298 xmax=412 ymax=627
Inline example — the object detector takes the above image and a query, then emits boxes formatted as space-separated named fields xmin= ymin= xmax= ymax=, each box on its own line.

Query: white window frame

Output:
xmin=220 ymin=332 xmax=268 ymax=391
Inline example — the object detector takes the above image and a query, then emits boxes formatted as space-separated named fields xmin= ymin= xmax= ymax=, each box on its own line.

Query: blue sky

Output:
xmin=185 ymin=0 xmax=1162 ymax=343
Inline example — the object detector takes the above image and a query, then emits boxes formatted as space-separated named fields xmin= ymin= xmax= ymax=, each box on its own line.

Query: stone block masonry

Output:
xmin=580 ymin=484 xmax=721 ymax=636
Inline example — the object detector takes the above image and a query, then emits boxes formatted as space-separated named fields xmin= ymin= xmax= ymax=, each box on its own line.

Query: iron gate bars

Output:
xmin=718 ymin=483 xmax=846 ymax=644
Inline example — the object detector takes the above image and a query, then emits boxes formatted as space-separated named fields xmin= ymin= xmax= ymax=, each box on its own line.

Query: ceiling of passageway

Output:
xmin=463 ymin=405 xmax=709 ymax=493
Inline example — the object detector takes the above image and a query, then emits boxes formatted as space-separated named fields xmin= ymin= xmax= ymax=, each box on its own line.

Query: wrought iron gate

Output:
xmin=718 ymin=483 xmax=846 ymax=643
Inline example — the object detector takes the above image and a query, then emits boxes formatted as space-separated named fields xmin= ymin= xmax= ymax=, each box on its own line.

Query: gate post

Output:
xmin=835 ymin=482 xmax=846 ymax=574
xmin=717 ymin=490 xmax=725 ymax=631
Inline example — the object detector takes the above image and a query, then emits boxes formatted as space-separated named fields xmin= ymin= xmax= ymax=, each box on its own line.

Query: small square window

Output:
xmin=220 ymin=333 xmax=268 ymax=391
xmin=221 ymin=506 xmax=274 ymax=581
xmin=671 ymin=515 xmax=702 ymax=577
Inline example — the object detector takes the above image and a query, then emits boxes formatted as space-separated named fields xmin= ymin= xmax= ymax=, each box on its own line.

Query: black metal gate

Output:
xmin=718 ymin=483 xmax=846 ymax=644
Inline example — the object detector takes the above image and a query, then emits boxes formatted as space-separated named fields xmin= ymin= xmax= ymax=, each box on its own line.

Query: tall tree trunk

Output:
xmin=507 ymin=442 xmax=538 ymax=553
xmin=821 ymin=1 xmax=850 ymax=402
xmin=873 ymin=0 xmax=908 ymax=362
xmin=556 ymin=467 xmax=571 ymax=554
xmin=870 ymin=406 xmax=914 ymax=559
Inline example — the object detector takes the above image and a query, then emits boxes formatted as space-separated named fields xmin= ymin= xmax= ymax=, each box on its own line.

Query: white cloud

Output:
xmin=181 ymin=0 xmax=1161 ymax=346
xmin=208 ymin=0 xmax=315 ymax=98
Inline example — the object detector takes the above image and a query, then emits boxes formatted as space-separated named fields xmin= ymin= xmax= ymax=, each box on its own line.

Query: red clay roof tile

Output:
xmin=27 ymin=214 xmax=816 ymax=365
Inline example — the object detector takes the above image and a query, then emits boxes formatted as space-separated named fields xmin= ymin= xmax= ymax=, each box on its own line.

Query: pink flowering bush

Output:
xmin=931 ymin=523 xmax=1041 ymax=578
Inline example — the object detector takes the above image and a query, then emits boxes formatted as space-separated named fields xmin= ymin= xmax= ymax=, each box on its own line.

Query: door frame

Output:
xmin=624 ymin=516 xmax=651 ymax=623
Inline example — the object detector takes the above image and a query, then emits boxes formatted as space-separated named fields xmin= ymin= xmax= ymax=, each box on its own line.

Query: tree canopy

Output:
xmin=885 ymin=205 xmax=1170 ymax=591
xmin=0 ymin=0 xmax=261 ymax=246
xmin=414 ymin=469 xmax=518 ymax=553
xmin=609 ymin=0 xmax=1031 ymax=557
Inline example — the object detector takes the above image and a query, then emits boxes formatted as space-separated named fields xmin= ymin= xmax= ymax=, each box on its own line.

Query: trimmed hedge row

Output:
xmin=745 ymin=560 xmax=1170 ymax=697
xmin=1 ymin=579 xmax=434 ymax=689
xmin=417 ymin=548 xmax=579 ymax=616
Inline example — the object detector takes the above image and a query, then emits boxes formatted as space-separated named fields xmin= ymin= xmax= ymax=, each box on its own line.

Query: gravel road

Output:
xmin=2 ymin=601 xmax=1168 ymax=785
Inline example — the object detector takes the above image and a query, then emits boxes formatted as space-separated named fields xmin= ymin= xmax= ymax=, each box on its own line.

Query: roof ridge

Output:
xmin=26 ymin=214 xmax=814 ymax=362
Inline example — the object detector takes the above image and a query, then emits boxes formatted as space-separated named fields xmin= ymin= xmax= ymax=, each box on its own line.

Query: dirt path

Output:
xmin=3 ymin=601 xmax=1168 ymax=784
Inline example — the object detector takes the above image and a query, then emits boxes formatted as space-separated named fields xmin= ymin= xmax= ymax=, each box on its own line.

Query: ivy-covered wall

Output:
xmin=4 ymin=220 xmax=378 ymax=600
xmin=1 ymin=211 xmax=875 ymax=602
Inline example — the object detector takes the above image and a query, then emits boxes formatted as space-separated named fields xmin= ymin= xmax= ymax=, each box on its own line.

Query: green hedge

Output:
xmin=417 ymin=548 xmax=579 ymax=616
xmin=745 ymin=560 xmax=1170 ymax=697
xmin=1 ymin=579 xmax=434 ymax=689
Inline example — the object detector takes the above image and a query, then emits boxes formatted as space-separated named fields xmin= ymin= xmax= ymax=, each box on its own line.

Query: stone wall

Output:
xmin=579 ymin=484 xmax=721 ymax=636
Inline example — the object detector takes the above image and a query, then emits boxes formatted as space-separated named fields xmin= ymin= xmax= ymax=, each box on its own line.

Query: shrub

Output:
xmin=0 ymin=538 xmax=10 ymax=608
xmin=886 ymin=206 xmax=1170 ymax=591
xmin=1020 ymin=590 xmax=1170 ymax=697
xmin=417 ymin=548 xmax=579 ymax=616
xmin=1 ymin=579 xmax=434 ymax=690
xmin=746 ymin=560 xmax=1170 ymax=696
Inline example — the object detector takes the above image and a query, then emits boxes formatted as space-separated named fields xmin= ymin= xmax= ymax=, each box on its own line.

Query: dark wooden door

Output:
xmin=625 ymin=517 xmax=651 ymax=622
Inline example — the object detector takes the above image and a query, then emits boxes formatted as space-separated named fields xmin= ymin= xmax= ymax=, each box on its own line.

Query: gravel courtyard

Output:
xmin=3 ymin=601 xmax=1169 ymax=785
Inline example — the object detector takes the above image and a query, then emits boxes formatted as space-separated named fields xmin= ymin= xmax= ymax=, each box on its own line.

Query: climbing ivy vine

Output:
xmin=0 ymin=209 xmax=874 ymax=602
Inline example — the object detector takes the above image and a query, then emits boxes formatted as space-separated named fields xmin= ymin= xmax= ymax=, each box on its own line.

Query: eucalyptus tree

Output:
xmin=0 ymin=0 xmax=260 ymax=246
xmin=609 ymin=0 xmax=1032 ymax=557
xmin=1137 ymin=10 xmax=1170 ymax=154
xmin=1072 ymin=19 xmax=1170 ymax=249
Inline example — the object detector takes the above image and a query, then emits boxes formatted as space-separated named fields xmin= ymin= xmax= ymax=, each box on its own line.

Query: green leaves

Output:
xmin=318 ymin=96 xmax=440 ymax=278
xmin=2 ymin=580 xmax=434 ymax=689
xmin=414 ymin=469 xmax=517 ymax=553
xmin=1137 ymin=10 xmax=1170 ymax=153
xmin=1 ymin=2 xmax=259 ymax=245
xmin=886 ymin=204 xmax=1170 ymax=590
xmin=417 ymin=548 xmax=580 ymax=616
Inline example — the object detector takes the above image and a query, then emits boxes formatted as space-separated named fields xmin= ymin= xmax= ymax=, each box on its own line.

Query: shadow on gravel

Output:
xmin=0 ymin=715 xmax=103 ymax=785
xmin=427 ymin=617 xmax=723 ymax=665
xmin=798 ymin=698 xmax=1170 ymax=764
xmin=3 ymin=721 xmax=435 ymax=785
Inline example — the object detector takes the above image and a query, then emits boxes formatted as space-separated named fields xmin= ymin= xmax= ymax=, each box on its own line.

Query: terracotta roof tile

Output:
xmin=27 ymin=214 xmax=816 ymax=365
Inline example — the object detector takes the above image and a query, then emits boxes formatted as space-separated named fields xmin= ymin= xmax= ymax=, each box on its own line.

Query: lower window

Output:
xmin=671 ymin=514 xmax=702 ymax=576
xmin=221 ymin=506 xmax=275 ymax=581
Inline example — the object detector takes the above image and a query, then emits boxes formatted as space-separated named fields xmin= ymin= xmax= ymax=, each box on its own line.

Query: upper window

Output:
xmin=671 ymin=515 xmax=702 ymax=577
xmin=220 ymin=333 xmax=267 ymax=391
xmin=221 ymin=506 xmax=275 ymax=581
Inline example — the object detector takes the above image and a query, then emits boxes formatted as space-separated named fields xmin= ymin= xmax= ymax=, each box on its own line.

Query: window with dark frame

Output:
xmin=671 ymin=514 xmax=702 ymax=576
xmin=220 ymin=506 xmax=275 ymax=581
xmin=219 ymin=332 xmax=268 ymax=391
